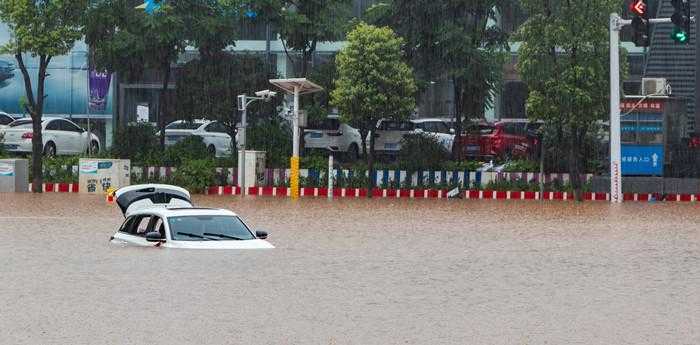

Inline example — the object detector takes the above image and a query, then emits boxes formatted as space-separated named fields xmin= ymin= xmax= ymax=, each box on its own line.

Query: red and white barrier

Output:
xmin=28 ymin=183 xmax=79 ymax=193
xmin=202 ymin=185 xmax=700 ymax=203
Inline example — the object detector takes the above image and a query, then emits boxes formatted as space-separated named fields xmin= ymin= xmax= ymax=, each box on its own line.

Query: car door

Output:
xmin=43 ymin=120 xmax=62 ymax=153
xmin=112 ymin=214 xmax=162 ymax=247
xmin=64 ymin=120 xmax=88 ymax=153
xmin=53 ymin=119 xmax=81 ymax=154
xmin=203 ymin=122 xmax=232 ymax=156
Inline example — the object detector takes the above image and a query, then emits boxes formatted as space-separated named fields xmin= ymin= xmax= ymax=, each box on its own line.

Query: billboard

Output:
xmin=0 ymin=52 xmax=113 ymax=118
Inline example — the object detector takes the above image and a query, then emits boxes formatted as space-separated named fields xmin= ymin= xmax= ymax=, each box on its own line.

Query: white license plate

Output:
xmin=3 ymin=144 xmax=18 ymax=150
xmin=309 ymin=132 xmax=323 ymax=139
xmin=466 ymin=145 xmax=479 ymax=152
xmin=384 ymin=143 xmax=398 ymax=150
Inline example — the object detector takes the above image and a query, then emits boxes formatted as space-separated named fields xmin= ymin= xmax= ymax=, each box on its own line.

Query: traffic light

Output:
xmin=671 ymin=0 xmax=691 ymax=44
xmin=630 ymin=0 xmax=650 ymax=47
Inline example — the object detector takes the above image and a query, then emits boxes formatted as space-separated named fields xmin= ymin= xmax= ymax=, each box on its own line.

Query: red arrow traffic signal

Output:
xmin=630 ymin=0 xmax=647 ymax=17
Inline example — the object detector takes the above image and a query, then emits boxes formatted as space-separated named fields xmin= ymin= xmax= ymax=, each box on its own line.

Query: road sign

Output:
xmin=621 ymin=144 xmax=664 ymax=175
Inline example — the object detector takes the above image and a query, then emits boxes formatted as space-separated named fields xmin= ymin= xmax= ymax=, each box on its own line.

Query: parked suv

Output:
xmin=304 ymin=115 xmax=362 ymax=160
xmin=482 ymin=119 xmax=541 ymax=159
xmin=410 ymin=118 xmax=455 ymax=153
xmin=368 ymin=119 xmax=415 ymax=156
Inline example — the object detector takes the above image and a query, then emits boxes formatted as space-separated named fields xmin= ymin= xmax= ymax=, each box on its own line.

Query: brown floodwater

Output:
xmin=0 ymin=193 xmax=699 ymax=344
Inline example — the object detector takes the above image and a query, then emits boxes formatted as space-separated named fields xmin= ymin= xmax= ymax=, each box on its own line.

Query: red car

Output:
xmin=456 ymin=119 xmax=541 ymax=159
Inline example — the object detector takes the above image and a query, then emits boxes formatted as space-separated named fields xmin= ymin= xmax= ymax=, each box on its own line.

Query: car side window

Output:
xmin=134 ymin=216 xmax=152 ymax=236
xmin=206 ymin=122 xmax=228 ymax=134
xmin=45 ymin=120 xmax=60 ymax=130
xmin=64 ymin=120 xmax=83 ymax=133
xmin=0 ymin=115 xmax=12 ymax=125
xmin=119 ymin=217 xmax=136 ymax=233
xmin=436 ymin=122 xmax=449 ymax=134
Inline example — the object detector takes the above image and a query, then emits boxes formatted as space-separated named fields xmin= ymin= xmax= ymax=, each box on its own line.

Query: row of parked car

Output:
xmin=303 ymin=116 xmax=542 ymax=160
xmin=0 ymin=113 xmax=101 ymax=156
xmin=1 ymin=110 xmax=542 ymax=160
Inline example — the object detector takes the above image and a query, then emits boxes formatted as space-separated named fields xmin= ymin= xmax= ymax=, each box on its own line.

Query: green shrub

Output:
xmin=502 ymin=159 xmax=539 ymax=172
xmin=163 ymin=136 xmax=209 ymax=166
xmin=42 ymin=156 xmax=79 ymax=183
xmin=111 ymin=123 xmax=159 ymax=163
xmin=441 ymin=160 xmax=484 ymax=171
xmin=0 ymin=132 xmax=6 ymax=158
xmin=173 ymin=159 xmax=216 ymax=193
xmin=302 ymin=153 xmax=329 ymax=171
xmin=398 ymin=133 xmax=450 ymax=173
xmin=248 ymin=118 xmax=292 ymax=168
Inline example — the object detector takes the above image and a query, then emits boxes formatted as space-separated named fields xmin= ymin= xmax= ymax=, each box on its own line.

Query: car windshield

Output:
xmin=166 ymin=122 xmax=202 ymax=130
xmin=168 ymin=215 xmax=255 ymax=241
xmin=382 ymin=120 xmax=414 ymax=131
xmin=8 ymin=119 xmax=33 ymax=128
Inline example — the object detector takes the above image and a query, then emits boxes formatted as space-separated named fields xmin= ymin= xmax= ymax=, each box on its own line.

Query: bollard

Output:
xmin=328 ymin=155 xmax=333 ymax=200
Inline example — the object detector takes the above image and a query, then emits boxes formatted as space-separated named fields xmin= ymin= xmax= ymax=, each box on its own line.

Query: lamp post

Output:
xmin=237 ymin=90 xmax=277 ymax=195
xmin=269 ymin=78 xmax=324 ymax=200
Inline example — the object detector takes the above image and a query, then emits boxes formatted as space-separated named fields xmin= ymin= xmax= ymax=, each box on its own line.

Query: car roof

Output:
xmin=410 ymin=118 xmax=447 ymax=123
xmin=129 ymin=207 xmax=238 ymax=218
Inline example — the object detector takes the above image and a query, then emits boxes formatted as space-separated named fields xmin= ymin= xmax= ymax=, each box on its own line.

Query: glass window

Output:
xmin=381 ymin=120 xmax=413 ymax=131
xmin=435 ymin=122 xmax=450 ymax=134
xmin=45 ymin=120 xmax=60 ymax=130
xmin=0 ymin=114 xmax=12 ymax=125
xmin=168 ymin=215 xmax=255 ymax=241
xmin=206 ymin=122 xmax=228 ymax=133
xmin=61 ymin=120 xmax=83 ymax=132
xmin=166 ymin=121 xmax=202 ymax=130
xmin=9 ymin=119 xmax=32 ymax=128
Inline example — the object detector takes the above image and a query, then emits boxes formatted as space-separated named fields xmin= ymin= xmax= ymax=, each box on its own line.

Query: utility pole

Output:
xmin=610 ymin=13 xmax=675 ymax=203
xmin=696 ymin=0 xmax=700 ymax=133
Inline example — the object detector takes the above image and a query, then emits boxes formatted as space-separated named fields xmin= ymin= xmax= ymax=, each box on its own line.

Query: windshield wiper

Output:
xmin=203 ymin=232 xmax=246 ymax=240
xmin=177 ymin=232 xmax=216 ymax=240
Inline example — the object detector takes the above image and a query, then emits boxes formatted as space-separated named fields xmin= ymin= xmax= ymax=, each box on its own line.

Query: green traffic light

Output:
xmin=671 ymin=27 xmax=689 ymax=43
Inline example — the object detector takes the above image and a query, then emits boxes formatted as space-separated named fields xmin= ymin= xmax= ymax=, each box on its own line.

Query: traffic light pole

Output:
xmin=696 ymin=0 xmax=700 ymax=134
xmin=609 ymin=14 xmax=674 ymax=203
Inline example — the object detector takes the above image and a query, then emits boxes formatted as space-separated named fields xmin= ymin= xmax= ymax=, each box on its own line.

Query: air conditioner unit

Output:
xmin=641 ymin=78 xmax=668 ymax=96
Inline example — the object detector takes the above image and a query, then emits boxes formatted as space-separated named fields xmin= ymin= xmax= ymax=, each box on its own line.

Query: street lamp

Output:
xmin=237 ymin=90 xmax=277 ymax=195
xmin=269 ymin=78 xmax=323 ymax=200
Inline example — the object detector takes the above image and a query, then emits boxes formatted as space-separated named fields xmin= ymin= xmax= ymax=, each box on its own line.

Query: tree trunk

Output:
xmin=158 ymin=62 xmax=171 ymax=151
xmin=16 ymin=52 xmax=50 ymax=193
xmin=568 ymin=125 xmax=582 ymax=201
xmin=367 ymin=129 xmax=375 ymax=198
xmin=359 ymin=129 xmax=368 ymax=158
xmin=452 ymin=78 xmax=463 ymax=160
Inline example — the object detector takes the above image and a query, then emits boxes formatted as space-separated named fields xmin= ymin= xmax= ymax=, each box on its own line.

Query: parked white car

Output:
xmin=304 ymin=115 xmax=362 ymax=160
xmin=1 ymin=118 xmax=100 ymax=156
xmin=368 ymin=119 xmax=415 ymax=155
xmin=410 ymin=118 xmax=455 ymax=153
xmin=0 ymin=112 xmax=14 ymax=129
xmin=163 ymin=120 xmax=233 ymax=157
xmin=367 ymin=118 xmax=455 ymax=155
xmin=111 ymin=184 xmax=274 ymax=250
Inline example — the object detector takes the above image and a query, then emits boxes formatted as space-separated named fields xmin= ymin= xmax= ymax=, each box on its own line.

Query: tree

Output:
xmin=516 ymin=0 xmax=623 ymax=200
xmin=277 ymin=0 xmax=352 ymax=78
xmin=85 ymin=0 xmax=186 ymax=150
xmin=0 ymin=0 xmax=86 ymax=193
xmin=331 ymin=23 xmax=416 ymax=196
xmin=367 ymin=1 xmax=509 ymax=158
xmin=175 ymin=54 xmax=274 ymax=152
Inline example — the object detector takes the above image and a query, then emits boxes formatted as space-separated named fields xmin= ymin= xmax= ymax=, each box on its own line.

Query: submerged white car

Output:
xmin=111 ymin=184 xmax=274 ymax=249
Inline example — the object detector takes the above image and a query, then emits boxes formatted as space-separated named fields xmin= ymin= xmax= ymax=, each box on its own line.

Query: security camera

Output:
xmin=255 ymin=89 xmax=277 ymax=100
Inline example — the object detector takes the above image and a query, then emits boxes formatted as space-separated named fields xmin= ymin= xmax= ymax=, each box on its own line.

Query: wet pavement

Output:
xmin=0 ymin=193 xmax=699 ymax=344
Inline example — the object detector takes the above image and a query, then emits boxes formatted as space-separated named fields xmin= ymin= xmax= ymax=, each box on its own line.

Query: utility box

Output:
xmin=237 ymin=150 xmax=267 ymax=189
xmin=0 ymin=159 xmax=28 ymax=192
xmin=78 ymin=159 xmax=131 ymax=194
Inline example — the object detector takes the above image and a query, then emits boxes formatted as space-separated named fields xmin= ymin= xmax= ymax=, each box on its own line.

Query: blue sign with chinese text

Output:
xmin=621 ymin=145 xmax=664 ymax=175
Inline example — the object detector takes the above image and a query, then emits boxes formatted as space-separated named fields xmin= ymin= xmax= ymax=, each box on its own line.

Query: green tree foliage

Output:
xmin=368 ymin=0 xmax=509 ymax=155
xmin=175 ymin=53 xmax=274 ymax=151
xmin=0 ymin=0 xmax=86 ymax=192
xmin=85 ymin=0 xmax=186 ymax=149
xmin=331 ymin=23 xmax=416 ymax=195
xmin=398 ymin=133 xmax=450 ymax=173
xmin=277 ymin=0 xmax=352 ymax=77
xmin=516 ymin=0 xmax=623 ymax=200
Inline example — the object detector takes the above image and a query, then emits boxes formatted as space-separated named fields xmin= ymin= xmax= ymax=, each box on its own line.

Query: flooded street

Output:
xmin=0 ymin=194 xmax=699 ymax=344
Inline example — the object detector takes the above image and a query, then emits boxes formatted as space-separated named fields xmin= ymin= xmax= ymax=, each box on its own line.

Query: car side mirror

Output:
xmin=145 ymin=231 xmax=164 ymax=242
xmin=449 ymin=128 xmax=455 ymax=134
xmin=255 ymin=230 xmax=268 ymax=239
